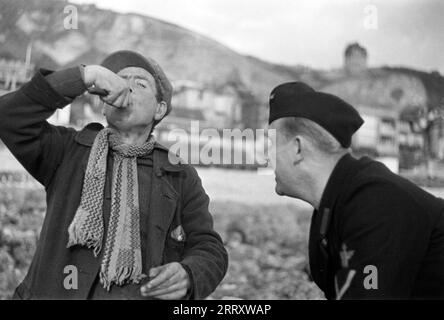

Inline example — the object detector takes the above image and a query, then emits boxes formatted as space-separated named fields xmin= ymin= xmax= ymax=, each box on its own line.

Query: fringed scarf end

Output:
xmin=99 ymin=267 xmax=146 ymax=291
xmin=66 ymin=223 xmax=102 ymax=257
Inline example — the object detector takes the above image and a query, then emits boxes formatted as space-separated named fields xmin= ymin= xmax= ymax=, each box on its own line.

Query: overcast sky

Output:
xmin=71 ymin=0 xmax=444 ymax=73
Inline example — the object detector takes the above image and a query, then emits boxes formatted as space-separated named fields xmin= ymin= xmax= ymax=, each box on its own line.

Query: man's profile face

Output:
xmin=268 ymin=119 xmax=299 ymax=197
xmin=103 ymin=66 xmax=162 ymax=131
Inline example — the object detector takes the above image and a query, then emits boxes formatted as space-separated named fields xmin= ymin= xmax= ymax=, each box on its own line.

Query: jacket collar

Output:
xmin=74 ymin=122 xmax=104 ymax=146
xmin=74 ymin=122 xmax=184 ymax=172
xmin=318 ymin=153 xmax=364 ymax=212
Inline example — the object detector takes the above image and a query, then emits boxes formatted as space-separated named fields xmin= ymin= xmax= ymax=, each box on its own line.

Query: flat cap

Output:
xmin=268 ymin=82 xmax=364 ymax=148
xmin=101 ymin=50 xmax=173 ymax=116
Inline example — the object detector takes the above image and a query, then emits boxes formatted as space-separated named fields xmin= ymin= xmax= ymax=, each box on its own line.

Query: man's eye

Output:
xmin=135 ymin=80 xmax=147 ymax=88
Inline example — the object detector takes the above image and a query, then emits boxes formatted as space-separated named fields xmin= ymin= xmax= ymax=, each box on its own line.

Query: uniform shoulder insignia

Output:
xmin=339 ymin=243 xmax=354 ymax=268
xmin=335 ymin=242 xmax=356 ymax=300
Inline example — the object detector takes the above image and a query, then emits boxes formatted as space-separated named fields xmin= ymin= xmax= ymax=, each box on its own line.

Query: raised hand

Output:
xmin=83 ymin=65 xmax=131 ymax=108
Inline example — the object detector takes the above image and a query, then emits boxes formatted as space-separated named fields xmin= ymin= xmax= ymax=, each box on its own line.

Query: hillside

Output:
xmin=0 ymin=0 xmax=315 ymax=105
xmin=1 ymin=0 xmax=442 ymax=122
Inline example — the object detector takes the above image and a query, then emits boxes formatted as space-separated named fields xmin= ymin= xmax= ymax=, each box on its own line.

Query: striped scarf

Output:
xmin=67 ymin=127 xmax=155 ymax=290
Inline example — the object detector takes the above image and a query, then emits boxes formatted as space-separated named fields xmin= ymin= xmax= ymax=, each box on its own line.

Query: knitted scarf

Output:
xmin=67 ymin=127 xmax=155 ymax=290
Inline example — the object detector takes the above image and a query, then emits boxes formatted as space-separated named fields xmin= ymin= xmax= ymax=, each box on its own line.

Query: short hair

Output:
xmin=280 ymin=117 xmax=347 ymax=154
xmin=153 ymin=82 xmax=162 ymax=103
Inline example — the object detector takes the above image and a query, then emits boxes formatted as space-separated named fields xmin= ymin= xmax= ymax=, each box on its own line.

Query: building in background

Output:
xmin=0 ymin=56 xmax=71 ymax=127
xmin=3 ymin=43 xmax=443 ymax=173
xmin=159 ymin=80 xmax=242 ymax=131
xmin=311 ymin=43 xmax=444 ymax=173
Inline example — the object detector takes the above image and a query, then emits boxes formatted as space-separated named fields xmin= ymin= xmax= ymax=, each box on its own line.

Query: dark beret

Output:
xmin=101 ymin=50 xmax=173 ymax=116
xmin=268 ymin=82 xmax=364 ymax=148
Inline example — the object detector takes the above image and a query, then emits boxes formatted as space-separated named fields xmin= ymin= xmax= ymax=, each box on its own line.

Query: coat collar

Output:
xmin=74 ymin=122 xmax=104 ymax=146
xmin=309 ymin=153 xmax=373 ymax=298
xmin=318 ymin=153 xmax=363 ymax=212
xmin=74 ymin=122 xmax=184 ymax=172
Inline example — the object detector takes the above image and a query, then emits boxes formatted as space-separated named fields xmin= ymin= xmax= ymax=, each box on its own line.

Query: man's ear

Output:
xmin=291 ymin=135 xmax=304 ymax=165
xmin=154 ymin=101 xmax=167 ymax=121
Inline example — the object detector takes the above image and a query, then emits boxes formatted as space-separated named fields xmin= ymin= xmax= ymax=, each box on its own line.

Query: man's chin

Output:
xmin=275 ymin=184 xmax=286 ymax=196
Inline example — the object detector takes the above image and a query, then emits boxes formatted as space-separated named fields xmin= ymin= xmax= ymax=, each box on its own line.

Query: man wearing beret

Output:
xmin=0 ymin=50 xmax=228 ymax=299
xmin=267 ymin=81 xmax=444 ymax=299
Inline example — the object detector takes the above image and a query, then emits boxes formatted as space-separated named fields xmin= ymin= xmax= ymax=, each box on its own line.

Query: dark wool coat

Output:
xmin=309 ymin=153 xmax=444 ymax=299
xmin=0 ymin=69 xmax=228 ymax=299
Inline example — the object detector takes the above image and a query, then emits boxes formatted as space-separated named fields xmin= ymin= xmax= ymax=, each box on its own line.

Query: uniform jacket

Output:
xmin=309 ymin=153 xmax=444 ymax=299
xmin=0 ymin=69 xmax=228 ymax=299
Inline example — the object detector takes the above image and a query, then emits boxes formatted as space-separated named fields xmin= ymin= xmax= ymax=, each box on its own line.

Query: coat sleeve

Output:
xmin=335 ymin=179 xmax=432 ymax=299
xmin=179 ymin=166 xmax=229 ymax=299
xmin=0 ymin=68 xmax=85 ymax=187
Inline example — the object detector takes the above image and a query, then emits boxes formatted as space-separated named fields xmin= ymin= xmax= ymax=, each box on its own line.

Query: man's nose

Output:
xmin=125 ymin=78 xmax=135 ymax=92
